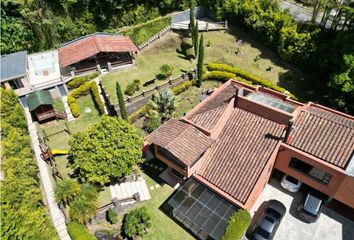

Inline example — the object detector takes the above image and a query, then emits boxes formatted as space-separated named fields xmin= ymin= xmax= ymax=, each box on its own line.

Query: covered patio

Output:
xmin=59 ymin=33 xmax=138 ymax=78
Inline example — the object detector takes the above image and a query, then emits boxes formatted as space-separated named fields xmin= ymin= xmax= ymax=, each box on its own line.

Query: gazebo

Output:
xmin=27 ymin=90 xmax=66 ymax=122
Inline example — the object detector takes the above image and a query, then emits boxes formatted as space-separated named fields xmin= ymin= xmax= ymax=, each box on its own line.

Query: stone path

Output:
xmin=24 ymin=107 xmax=71 ymax=240
xmin=109 ymin=176 xmax=151 ymax=202
xmin=61 ymin=95 xmax=75 ymax=121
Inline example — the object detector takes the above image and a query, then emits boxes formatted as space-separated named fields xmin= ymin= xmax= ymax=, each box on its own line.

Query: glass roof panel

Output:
xmin=247 ymin=92 xmax=295 ymax=113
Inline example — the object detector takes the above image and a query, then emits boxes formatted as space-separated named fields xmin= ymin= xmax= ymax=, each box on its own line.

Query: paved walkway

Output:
xmin=110 ymin=176 xmax=151 ymax=202
xmin=24 ymin=107 xmax=71 ymax=240
xmin=61 ymin=95 xmax=75 ymax=121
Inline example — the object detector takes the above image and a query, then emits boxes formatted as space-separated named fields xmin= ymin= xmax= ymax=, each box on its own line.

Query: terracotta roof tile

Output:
xmin=289 ymin=109 xmax=354 ymax=168
xmin=59 ymin=34 xmax=138 ymax=67
xmin=147 ymin=119 xmax=214 ymax=166
xmin=190 ymin=105 xmax=226 ymax=130
xmin=197 ymin=108 xmax=285 ymax=204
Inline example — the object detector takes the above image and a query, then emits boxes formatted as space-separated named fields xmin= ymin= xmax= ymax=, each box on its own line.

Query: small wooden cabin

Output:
xmin=27 ymin=90 xmax=66 ymax=122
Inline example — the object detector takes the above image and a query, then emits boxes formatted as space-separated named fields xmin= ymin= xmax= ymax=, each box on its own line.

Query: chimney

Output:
xmin=283 ymin=119 xmax=294 ymax=143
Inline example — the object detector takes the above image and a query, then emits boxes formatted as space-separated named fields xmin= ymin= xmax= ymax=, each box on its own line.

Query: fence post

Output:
xmin=225 ymin=20 xmax=228 ymax=30
xmin=142 ymin=90 xmax=145 ymax=97
xmin=127 ymin=96 xmax=131 ymax=103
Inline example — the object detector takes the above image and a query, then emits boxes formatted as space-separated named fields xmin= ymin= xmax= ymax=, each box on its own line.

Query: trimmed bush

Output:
xmin=172 ymin=80 xmax=193 ymax=95
xmin=68 ymin=81 xmax=105 ymax=117
xmin=107 ymin=209 xmax=118 ymax=224
xmin=223 ymin=209 xmax=251 ymax=240
xmin=67 ymin=72 xmax=99 ymax=89
xmin=67 ymin=222 xmax=96 ymax=240
xmin=203 ymin=71 xmax=237 ymax=82
xmin=207 ymin=63 xmax=298 ymax=99
xmin=122 ymin=15 xmax=171 ymax=45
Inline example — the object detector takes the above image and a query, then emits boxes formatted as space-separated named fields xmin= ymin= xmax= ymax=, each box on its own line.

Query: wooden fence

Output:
xmin=99 ymin=69 xmax=196 ymax=116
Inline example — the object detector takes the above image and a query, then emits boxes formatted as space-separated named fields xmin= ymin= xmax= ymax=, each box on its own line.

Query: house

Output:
xmin=59 ymin=33 xmax=138 ymax=79
xmin=27 ymin=50 xmax=63 ymax=91
xmin=145 ymin=79 xmax=354 ymax=240
xmin=1 ymin=51 xmax=32 ymax=96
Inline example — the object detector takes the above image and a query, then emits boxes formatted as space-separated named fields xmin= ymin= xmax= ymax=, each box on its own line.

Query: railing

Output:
xmin=138 ymin=26 xmax=172 ymax=50
xmin=74 ymin=66 xmax=98 ymax=75
xmin=37 ymin=109 xmax=66 ymax=121
xmin=111 ymin=60 xmax=133 ymax=68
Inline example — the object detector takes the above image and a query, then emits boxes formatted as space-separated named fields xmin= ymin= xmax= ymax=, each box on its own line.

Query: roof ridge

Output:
xmin=303 ymin=109 xmax=354 ymax=129
xmin=166 ymin=122 xmax=194 ymax=149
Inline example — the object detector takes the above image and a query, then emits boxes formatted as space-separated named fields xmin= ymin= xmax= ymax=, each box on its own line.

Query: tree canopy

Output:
xmin=69 ymin=116 xmax=143 ymax=186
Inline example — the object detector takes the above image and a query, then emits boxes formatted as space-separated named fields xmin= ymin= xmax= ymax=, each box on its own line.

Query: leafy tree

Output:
xmin=196 ymin=34 xmax=205 ymax=87
xmin=116 ymin=82 xmax=128 ymax=120
xmin=69 ymin=116 xmax=143 ymax=186
xmin=123 ymin=207 xmax=151 ymax=238
xmin=193 ymin=21 xmax=199 ymax=57
xmin=54 ymin=179 xmax=80 ymax=206
xmin=153 ymin=90 xmax=176 ymax=121
xmin=69 ymin=184 xmax=98 ymax=224
xmin=223 ymin=209 xmax=251 ymax=240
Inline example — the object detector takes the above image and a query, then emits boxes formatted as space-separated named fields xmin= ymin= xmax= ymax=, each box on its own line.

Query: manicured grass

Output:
xmin=97 ymin=187 xmax=112 ymax=207
xmin=53 ymin=98 xmax=65 ymax=112
xmin=101 ymin=27 xmax=304 ymax=104
xmin=140 ymin=173 xmax=194 ymax=240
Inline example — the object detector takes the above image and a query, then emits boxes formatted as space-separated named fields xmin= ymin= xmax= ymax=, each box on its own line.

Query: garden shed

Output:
xmin=27 ymin=90 xmax=66 ymax=122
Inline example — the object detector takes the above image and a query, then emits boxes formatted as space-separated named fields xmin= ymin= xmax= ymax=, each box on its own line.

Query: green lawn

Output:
xmin=102 ymin=27 xmax=304 ymax=104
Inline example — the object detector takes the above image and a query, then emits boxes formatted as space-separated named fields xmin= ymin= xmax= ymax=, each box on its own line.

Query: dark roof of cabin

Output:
xmin=27 ymin=90 xmax=54 ymax=111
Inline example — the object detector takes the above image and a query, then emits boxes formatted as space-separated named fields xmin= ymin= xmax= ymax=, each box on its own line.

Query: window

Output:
xmin=8 ymin=79 xmax=24 ymax=89
xmin=247 ymin=93 xmax=295 ymax=113
xmin=289 ymin=158 xmax=332 ymax=184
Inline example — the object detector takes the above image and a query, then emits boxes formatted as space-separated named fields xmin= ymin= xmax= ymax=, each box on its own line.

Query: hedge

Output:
xmin=207 ymin=63 xmax=297 ymax=99
xmin=172 ymin=80 xmax=193 ymax=95
xmin=67 ymin=222 xmax=96 ymax=240
xmin=1 ymin=89 xmax=58 ymax=239
xmin=223 ymin=209 xmax=251 ymax=240
xmin=68 ymin=82 xmax=105 ymax=117
xmin=67 ymin=72 xmax=99 ymax=89
xmin=122 ymin=15 xmax=171 ymax=46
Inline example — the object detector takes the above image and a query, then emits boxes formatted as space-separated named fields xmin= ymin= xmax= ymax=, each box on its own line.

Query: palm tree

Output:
xmin=54 ymin=179 xmax=80 ymax=206
xmin=69 ymin=195 xmax=98 ymax=224
xmin=153 ymin=90 xmax=176 ymax=122
xmin=69 ymin=183 xmax=98 ymax=224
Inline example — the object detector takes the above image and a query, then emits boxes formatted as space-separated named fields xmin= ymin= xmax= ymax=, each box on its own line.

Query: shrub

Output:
xmin=128 ymin=100 xmax=157 ymax=123
xmin=223 ymin=209 xmax=251 ymax=240
xmin=68 ymin=81 xmax=105 ymax=117
xmin=203 ymin=71 xmax=237 ymax=82
xmin=125 ymin=79 xmax=141 ymax=96
xmin=107 ymin=209 xmax=118 ymax=224
xmin=90 ymin=82 xmax=105 ymax=114
xmin=67 ymin=72 xmax=99 ymax=89
xmin=207 ymin=63 xmax=298 ymax=99
xmin=122 ymin=15 xmax=171 ymax=45
xmin=143 ymin=116 xmax=161 ymax=133
xmin=159 ymin=64 xmax=174 ymax=79
xmin=123 ymin=207 xmax=151 ymax=238
xmin=67 ymin=222 xmax=96 ymax=240
xmin=172 ymin=80 xmax=193 ymax=95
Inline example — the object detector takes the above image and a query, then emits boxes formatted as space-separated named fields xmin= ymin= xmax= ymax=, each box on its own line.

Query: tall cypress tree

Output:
xmin=196 ymin=34 xmax=204 ymax=88
xmin=116 ymin=82 xmax=128 ymax=120
xmin=190 ymin=0 xmax=196 ymax=45
xmin=194 ymin=21 xmax=199 ymax=58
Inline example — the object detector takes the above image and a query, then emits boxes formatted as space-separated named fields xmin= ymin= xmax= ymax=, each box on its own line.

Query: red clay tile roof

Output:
xmin=190 ymin=105 xmax=226 ymax=130
xmin=197 ymin=108 xmax=285 ymax=204
xmin=146 ymin=119 xmax=214 ymax=166
xmin=288 ymin=108 xmax=354 ymax=169
xmin=59 ymin=34 xmax=138 ymax=67
xmin=190 ymin=83 xmax=238 ymax=117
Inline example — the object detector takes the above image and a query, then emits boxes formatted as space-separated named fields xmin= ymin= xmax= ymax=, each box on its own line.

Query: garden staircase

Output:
xmin=37 ymin=109 xmax=67 ymax=122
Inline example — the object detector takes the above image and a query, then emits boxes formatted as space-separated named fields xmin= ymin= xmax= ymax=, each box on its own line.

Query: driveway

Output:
xmin=245 ymin=178 xmax=354 ymax=240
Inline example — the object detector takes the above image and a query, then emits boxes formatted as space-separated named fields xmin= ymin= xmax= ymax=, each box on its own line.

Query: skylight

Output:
xmin=247 ymin=93 xmax=295 ymax=113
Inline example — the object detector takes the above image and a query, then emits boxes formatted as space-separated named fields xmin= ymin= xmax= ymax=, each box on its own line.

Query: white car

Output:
xmin=281 ymin=174 xmax=302 ymax=192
